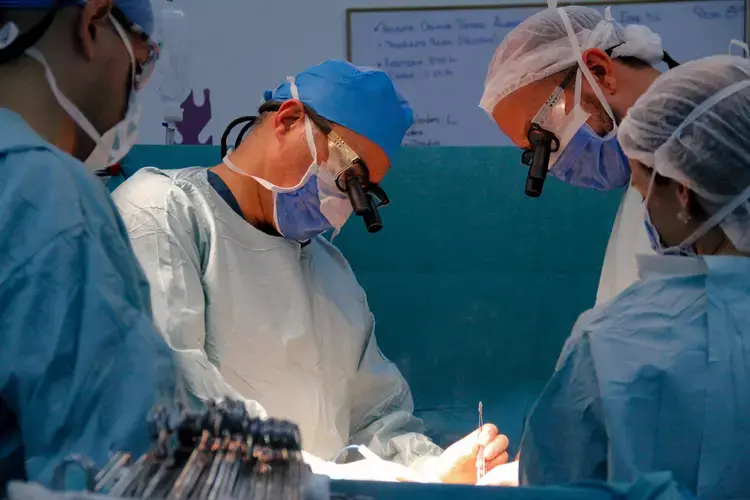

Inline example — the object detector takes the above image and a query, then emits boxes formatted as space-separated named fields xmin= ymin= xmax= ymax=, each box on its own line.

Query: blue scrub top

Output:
xmin=0 ymin=108 xmax=177 ymax=491
xmin=520 ymin=254 xmax=750 ymax=499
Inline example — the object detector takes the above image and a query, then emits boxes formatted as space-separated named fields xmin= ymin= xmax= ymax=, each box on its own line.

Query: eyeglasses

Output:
xmin=520 ymin=65 xmax=577 ymax=167
xmin=326 ymin=130 xmax=390 ymax=210
xmin=110 ymin=6 xmax=159 ymax=91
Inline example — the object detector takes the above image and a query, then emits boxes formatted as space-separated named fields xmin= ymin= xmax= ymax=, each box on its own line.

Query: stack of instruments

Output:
xmin=36 ymin=400 xmax=316 ymax=500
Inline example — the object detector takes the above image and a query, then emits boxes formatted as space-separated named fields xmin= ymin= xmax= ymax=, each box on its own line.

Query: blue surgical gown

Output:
xmin=520 ymin=254 xmax=750 ymax=499
xmin=112 ymin=166 xmax=443 ymax=467
xmin=0 ymin=109 xmax=177 ymax=490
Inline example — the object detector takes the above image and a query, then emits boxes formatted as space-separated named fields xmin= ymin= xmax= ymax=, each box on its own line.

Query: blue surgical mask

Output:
xmin=526 ymin=14 xmax=631 ymax=194
xmin=222 ymin=153 xmax=352 ymax=242
xmin=273 ymin=177 xmax=334 ymax=241
xmin=643 ymin=207 xmax=695 ymax=257
xmin=549 ymin=124 xmax=631 ymax=191
xmin=269 ymin=171 xmax=351 ymax=242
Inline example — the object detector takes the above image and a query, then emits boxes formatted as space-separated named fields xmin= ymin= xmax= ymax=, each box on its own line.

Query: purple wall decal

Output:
xmin=177 ymin=88 xmax=213 ymax=145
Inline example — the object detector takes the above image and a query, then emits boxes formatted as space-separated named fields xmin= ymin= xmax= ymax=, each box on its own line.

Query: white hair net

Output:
xmin=479 ymin=5 xmax=664 ymax=112
xmin=618 ymin=55 xmax=750 ymax=252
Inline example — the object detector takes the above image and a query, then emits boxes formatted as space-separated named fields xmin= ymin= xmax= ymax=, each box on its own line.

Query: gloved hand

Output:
xmin=476 ymin=460 xmax=519 ymax=486
xmin=426 ymin=424 xmax=509 ymax=484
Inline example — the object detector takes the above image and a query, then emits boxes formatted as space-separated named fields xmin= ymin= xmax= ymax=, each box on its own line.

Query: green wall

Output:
xmin=116 ymin=145 xmax=624 ymax=449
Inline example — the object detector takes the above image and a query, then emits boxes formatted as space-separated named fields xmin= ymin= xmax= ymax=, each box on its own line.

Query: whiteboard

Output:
xmin=347 ymin=1 xmax=747 ymax=147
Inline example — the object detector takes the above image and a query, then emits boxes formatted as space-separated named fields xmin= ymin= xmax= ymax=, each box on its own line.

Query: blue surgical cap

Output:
xmin=0 ymin=0 xmax=155 ymax=38
xmin=269 ymin=60 xmax=414 ymax=163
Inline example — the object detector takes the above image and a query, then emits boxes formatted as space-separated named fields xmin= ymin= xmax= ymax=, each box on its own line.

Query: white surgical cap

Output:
xmin=618 ymin=55 xmax=750 ymax=252
xmin=479 ymin=5 xmax=664 ymax=112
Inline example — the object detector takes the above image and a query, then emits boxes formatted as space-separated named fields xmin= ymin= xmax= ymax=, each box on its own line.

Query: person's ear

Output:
xmin=76 ymin=0 xmax=112 ymax=61
xmin=675 ymin=182 xmax=699 ymax=223
xmin=676 ymin=183 xmax=690 ymax=206
xmin=272 ymin=100 xmax=305 ymax=141
xmin=581 ymin=48 xmax=616 ymax=94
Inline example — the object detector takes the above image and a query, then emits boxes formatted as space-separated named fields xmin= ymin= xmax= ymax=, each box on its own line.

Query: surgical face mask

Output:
xmin=546 ymin=88 xmax=630 ymax=191
xmin=222 ymin=80 xmax=352 ymax=242
xmin=522 ymin=8 xmax=631 ymax=193
xmin=642 ymin=170 xmax=750 ymax=256
xmin=527 ymin=68 xmax=630 ymax=192
xmin=25 ymin=16 xmax=142 ymax=173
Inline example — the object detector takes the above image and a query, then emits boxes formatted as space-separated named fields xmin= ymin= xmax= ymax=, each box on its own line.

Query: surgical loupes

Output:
xmin=524 ymin=124 xmax=559 ymax=198
xmin=344 ymin=177 xmax=386 ymax=234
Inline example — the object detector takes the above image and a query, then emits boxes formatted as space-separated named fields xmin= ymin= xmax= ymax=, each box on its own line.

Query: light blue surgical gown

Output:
xmin=520 ymin=253 xmax=750 ymax=499
xmin=112 ymin=166 xmax=442 ymax=466
xmin=0 ymin=109 xmax=177 ymax=490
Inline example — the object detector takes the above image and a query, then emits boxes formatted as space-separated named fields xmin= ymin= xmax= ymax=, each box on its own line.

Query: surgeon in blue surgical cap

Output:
xmin=0 ymin=0 xmax=176 ymax=492
xmin=113 ymin=60 xmax=510 ymax=483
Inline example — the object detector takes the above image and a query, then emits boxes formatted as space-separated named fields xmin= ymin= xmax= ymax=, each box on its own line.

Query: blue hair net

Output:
xmin=270 ymin=60 xmax=414 ymax=163
xmin=0 ymin=0 xmax=155 ymax=38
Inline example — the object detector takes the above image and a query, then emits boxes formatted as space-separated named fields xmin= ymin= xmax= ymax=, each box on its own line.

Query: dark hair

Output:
xmin=257 ymin=100 xmax=332 ymax=133
xmin=220 ymin=100 xmax=333 ymax=158
xmin=648 ymin=169 xmax=709 ymax=221
xmin=607 ymin=45 xmax=680 ymax=70
xmin=616 ymin=53 xmax=680 ymax=70
xmin=616 ymin=56 xmax=651 ymax=69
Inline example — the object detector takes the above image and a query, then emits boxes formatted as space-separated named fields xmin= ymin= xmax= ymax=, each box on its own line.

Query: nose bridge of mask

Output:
xmin=557 ymin=7 xmax=617 ymax=128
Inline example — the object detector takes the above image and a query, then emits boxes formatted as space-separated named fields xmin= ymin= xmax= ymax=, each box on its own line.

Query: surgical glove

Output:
xmin=476 ymin=460 xmax=519 ymax=486
xmin=425 ymin=424 xmax=509 ymax=484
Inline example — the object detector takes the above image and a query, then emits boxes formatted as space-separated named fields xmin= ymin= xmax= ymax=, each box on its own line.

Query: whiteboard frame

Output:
xmin=346 ymin=0 xmax=749 ymax=61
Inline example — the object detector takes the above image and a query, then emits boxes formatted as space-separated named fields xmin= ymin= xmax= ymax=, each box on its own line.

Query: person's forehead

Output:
xmin=629 ymin=159 xmax=651 ymax=195
xmin=492 ymin=76 xmax=561 ymax=147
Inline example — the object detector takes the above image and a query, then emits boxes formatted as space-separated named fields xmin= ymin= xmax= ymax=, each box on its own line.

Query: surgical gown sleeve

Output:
xmin=112 ymin=176 xmax=266 ymax=418
xmin=347 ymin=313 xmax=443 ymax=468
xmin=519 ymin=325 xmax=607 ymax=485
xmin=0 ymin=150 xmax=177 ymax=487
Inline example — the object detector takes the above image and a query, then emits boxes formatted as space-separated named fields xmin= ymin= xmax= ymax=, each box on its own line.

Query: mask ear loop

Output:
xmin=644 ymin=168 xmax=658 ymax=207
xmin=646 ymin=162 xmax=750 ymax=253
xmin=227 ymin=77 xmax=326 ymax=193
xmin=25 ymin=48 xmax=102 ymax=143
xmin=288 ymin=76 xmax=319 ymax=166
xmin=110 ymin=16 xmax=136 ymax=91
xmin=574 ymin=67 xmax=583 ymax=108
xmin=558 ymin=7 xmax=618 ymax=133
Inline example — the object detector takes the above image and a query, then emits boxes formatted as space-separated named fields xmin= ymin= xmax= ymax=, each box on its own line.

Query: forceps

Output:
xmin=476 ymin=402 xmax=486 ymax=482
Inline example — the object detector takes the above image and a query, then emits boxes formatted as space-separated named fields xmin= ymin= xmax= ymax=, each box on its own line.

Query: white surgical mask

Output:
xmin=24 ymin=15 xmax=142 ymax=173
